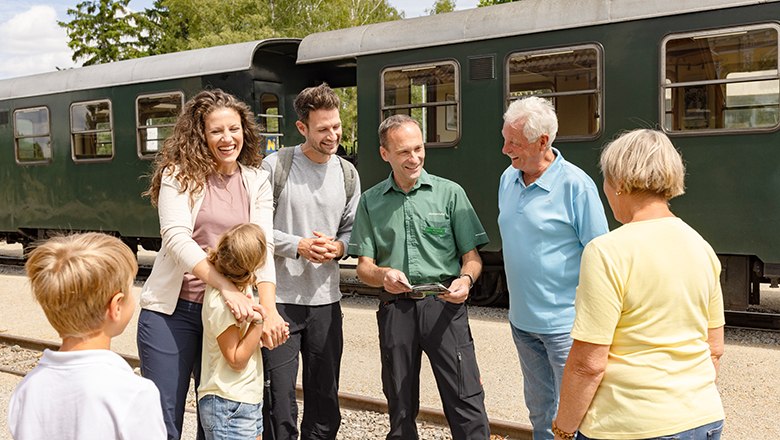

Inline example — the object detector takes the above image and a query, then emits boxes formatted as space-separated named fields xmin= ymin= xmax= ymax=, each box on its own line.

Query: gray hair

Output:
xmin=378 ymin=114 xmax=421 ymax=148
xmin=503 ymin=96 xmax=558 ymax=146
xmin=600 ymin=129 xmax=686 ymax=200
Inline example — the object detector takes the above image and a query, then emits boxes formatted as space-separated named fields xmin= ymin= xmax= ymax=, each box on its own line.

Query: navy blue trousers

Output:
xmin=138 ymin=299 xmax=205 ymax=440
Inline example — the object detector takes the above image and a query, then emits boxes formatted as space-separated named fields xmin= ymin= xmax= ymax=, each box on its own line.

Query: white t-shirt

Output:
xmin=8 ymin=349 xmax=166 ymax=440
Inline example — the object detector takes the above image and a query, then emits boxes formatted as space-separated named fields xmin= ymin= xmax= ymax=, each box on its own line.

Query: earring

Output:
xmin=615 ymin=191 xmax=622 ymax=196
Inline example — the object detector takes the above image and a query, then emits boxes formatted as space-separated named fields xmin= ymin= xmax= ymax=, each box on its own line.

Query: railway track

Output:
xmin=0 ymin=334 xmax=532 ymax=439
xmin=3 ymin=255 xmax=779 ymax=332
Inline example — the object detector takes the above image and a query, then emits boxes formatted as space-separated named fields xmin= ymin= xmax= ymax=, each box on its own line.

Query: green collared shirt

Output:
xmin=348 ymin=170 xmax=489 ymax=284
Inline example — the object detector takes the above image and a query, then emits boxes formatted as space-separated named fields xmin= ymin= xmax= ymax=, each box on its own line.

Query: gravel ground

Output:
xmin=1 ymin=241 xmax=779 ymax=439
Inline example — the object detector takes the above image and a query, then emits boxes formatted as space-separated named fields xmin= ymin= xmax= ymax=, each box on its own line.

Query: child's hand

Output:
xmin=251 ymin=310 xmax=264 ymax=324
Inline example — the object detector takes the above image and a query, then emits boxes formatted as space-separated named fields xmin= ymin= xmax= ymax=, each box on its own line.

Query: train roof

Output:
xmin=0 ymin=38 xmax=300 ymax=100
xmin=297 ymin=0 xmax=780 ymax=64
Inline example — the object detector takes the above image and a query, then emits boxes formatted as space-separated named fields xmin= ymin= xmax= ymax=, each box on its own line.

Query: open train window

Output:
xmin=662 ymin=24 xmax=780 ymax=134
xmin=137 ymin=92 xmax=184 ymax=159
xmin=14 ymin=107 xmax=51 ymax=164
xmin=381 ymin=61 xmax=459 ymax=148
xmin=70 ymin=99 xmax=113 ymax=162
xmin=257 ymin=93 xmax=283 ymax=154
xmin=506 ymin=44 xmax=602 ymax=140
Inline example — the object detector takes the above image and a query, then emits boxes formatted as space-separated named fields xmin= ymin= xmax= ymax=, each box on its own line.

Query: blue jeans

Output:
xmin=199 ymin=394 xmax=263 ymax=440
xmin=511 ymin=325 xmax=572 ymax=440
xmin=577 ymin=420 xmax=724 ymax=440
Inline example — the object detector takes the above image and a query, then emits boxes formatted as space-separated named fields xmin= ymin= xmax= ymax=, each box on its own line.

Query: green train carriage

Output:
xmin=0 ymin=38 xmax=308 ymax=252
xmin=297 ymin=0 xmax=780 ymax=307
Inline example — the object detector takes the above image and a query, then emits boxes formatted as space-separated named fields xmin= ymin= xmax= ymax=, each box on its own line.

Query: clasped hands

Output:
xmin=298 ymin=231 xmax=343 ymax=263
xmin=382 ymin=268 xmax=470 ymax=304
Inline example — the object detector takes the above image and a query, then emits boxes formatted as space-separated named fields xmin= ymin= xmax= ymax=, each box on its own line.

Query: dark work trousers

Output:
xmin=262 ymin=302 xmax=344 ymax=440
xmin=377 ymin=296 xmax=490 ymax=440
xmin=137 ymin=299 xmax=205 ymax=440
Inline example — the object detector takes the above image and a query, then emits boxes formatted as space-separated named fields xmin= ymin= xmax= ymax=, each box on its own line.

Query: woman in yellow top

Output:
xmin=552 ymin=129 xmax=725 ymax=440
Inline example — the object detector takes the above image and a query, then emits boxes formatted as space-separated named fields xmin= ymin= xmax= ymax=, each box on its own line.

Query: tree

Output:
xmin=59 ymin=0 xmax=151 ymax=65
xmin=143 ymin=0 xmax=402 ymax=53
xmin=427 ymin=0 xmax=456 ymax=15
xmin=143 ymin=0 xmax=273 ymax=53
xmin=478 ymin=0 xmax=518 ymax=6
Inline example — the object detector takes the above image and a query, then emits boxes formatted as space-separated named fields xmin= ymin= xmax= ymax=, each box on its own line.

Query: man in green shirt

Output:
xmin=348 ymin=114 xmax=490 ymax=440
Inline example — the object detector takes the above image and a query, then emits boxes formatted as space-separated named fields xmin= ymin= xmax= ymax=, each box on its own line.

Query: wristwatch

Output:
xmin=459 ymin=273 xmax=474 ymax=288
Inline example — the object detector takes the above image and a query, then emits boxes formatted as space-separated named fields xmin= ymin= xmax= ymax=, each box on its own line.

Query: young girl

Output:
xmin=198 ymin=223 xmax=269 ymax=440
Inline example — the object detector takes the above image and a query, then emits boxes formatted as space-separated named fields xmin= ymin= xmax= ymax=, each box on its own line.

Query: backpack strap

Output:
xmin=272 ymin=147 xmax=295 ymax=212
xmin=336 ymin=155 xmax=357 ymax=204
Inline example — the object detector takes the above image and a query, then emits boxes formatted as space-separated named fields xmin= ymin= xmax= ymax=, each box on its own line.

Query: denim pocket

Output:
xmin=456 ymin=341 xmax=483 ymax=399
xmin=707 ymin=421 xmax=724 ymax=440
xmin=198 ymin=395 xmax=216 ymax=432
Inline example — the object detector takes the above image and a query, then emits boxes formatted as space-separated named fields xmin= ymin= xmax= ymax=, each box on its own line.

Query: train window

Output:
xmin=506 ymin=44 xmax=602 ymax=140
xmin=13 ymin=107 xmax=51 ymax=164
xmin=662 ymin=24 xmax=780 ymax=133
xmin=137 ymin=92 xmax=184 ymax=158
xmin=258 ymin=93 xmax=283 ymax=154
xmin=70 ymin=100 xmax=113 ymax=161
xmin=381 ymin=61 xmax=459 ymax=147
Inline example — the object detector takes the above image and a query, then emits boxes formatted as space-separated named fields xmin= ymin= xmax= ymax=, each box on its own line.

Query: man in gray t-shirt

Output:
xmin=260 ymin=83 xmax=359 ymax=440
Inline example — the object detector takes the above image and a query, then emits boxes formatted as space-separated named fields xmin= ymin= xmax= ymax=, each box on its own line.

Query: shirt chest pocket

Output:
xmin=422 ymin=218 xmax=452 ymax=242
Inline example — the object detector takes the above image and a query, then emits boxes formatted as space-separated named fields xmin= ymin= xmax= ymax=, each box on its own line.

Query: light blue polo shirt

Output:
xmin=498 ymin=148 xmax=608 ymax=333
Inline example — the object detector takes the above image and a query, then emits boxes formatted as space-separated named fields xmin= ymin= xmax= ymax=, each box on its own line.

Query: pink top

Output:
xmin=179 ymin=171 xmax=249 ymax=303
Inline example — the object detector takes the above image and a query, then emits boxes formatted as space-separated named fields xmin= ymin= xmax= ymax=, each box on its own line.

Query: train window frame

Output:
xmin=257 ymin=92 xmax=284 ymax=154
xmin=70 ymin=99 xmax=114 ymax=163
xmin=380 ymin=59 xmax=461 ymax=149
xmin=136 ymin=91 xmax=185 ymax=160
xmin=504 ymin=43 xmax=604 ymax=142
xmin=660 ymin=23 xmax=780 ymax=136
xmin=13 ymin=106 xmax=52 ymax=165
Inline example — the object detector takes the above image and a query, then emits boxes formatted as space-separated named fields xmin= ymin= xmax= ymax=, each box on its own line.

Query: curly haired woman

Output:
xmin=138 ymin=89 xmax=288 ymax=440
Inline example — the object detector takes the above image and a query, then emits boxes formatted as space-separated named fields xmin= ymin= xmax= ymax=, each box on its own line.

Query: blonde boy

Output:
xmin=7 ymin=233 xmax=166 ymax=440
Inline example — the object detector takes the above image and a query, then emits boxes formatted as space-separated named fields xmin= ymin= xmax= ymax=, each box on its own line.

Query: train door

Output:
xmin=253 ymin=81 xmax=285 ymax=156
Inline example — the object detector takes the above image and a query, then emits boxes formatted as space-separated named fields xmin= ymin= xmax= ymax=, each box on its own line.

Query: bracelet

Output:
xmin=459 ymin=273 xmax=474 ymax=288
xmin=551 ymin=420 xmax=576 ymax=440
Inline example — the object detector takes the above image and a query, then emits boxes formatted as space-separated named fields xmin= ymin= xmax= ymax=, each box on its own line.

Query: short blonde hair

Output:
xmin=25 ymin=233 xmax=138 ymax=338
xmin=207 ymin=223 xmax=267 ymax=291
xmin=600 ymin=129 xmax=686 ymax=200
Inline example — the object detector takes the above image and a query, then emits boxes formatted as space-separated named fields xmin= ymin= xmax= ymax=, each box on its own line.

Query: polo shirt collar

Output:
xmin=382 ymin=169 xmax=433 ymax=194
xmin=516 ymin=147 xmax=564 ymax=192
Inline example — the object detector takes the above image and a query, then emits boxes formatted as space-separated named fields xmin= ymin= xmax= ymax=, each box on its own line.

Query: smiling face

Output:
xmin=205 ymin=107 xmax=244 ymax=174
xmin=297 ymin=107 xmax=342 ymax=163
xmin=380 ymin=122 xmax=425 ymax=192
xmin=501 ymin=119 xmax=549 ymax=172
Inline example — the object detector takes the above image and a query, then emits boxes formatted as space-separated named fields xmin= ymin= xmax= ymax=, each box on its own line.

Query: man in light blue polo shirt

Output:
xmin=497 ymin=97 xmax=608 ymax=440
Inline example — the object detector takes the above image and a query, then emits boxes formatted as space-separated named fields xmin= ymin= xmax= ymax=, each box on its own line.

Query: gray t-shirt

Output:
xmin=262 ymin=145 xmax=360 ymax=305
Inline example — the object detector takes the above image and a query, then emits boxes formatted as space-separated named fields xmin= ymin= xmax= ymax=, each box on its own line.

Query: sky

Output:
xmin=0 ymin=0 xmax=479 ymax=81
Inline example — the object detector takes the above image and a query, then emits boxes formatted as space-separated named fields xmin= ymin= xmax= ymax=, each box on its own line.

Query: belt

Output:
xmin=378 ymin=290 xmax=436 ymax=302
